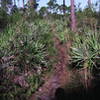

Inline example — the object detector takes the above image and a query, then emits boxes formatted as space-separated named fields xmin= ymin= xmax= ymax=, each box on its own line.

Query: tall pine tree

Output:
xmin=63 ymin=0 xmax=66 ymax=15
xmin=70 ymin=0 xmax=77 ymax=32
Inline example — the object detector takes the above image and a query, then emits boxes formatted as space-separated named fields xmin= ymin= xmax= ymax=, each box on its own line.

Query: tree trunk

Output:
xmin=13 ymin=0 xmax=16 ymax=5
xmin=17 ymin=0 xmax=20 ymax=7
xmin=29 ymin=0 xmax=36 ymax=8
xmin=63 ymin=0 xmax=66 ymax=15
xmin=88 ymin=0 xmax=91 ymax=8
xmin=29 ymin=0 xmax=33 ymax=7
xmin=70 ymin=0 xmax=77 ymax=32
xmin=23 ymin=0 xmax=25 ymax=8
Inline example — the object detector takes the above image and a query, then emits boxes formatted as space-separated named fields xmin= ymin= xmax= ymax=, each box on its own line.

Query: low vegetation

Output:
xmin=0 ymin=0 xmax=100 ymax=100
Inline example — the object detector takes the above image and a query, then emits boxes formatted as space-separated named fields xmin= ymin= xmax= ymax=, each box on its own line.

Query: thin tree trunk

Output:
xmin=29 ymin=0 xmax=34 ymax=8
xmin=88 ymin=0 xmax=91 ymax=8
xmin=17 ymin=0 xmax=20 ymax=7
xmin=70 ymin=0 xmax=77 ymax=32
xmin=13 ymin=0 xmax=16 ymax=5
xmin=63 ymin=0 xmax=66 ymax=15
xmin=29 ymin=0 xmax=32 ymax=7
xmin=23 ymin=0 xmax=25 ymax=8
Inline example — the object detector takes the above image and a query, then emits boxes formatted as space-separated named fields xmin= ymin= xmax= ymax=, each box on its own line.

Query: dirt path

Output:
xmin=30 ymin=37 xmax=72 ymax=100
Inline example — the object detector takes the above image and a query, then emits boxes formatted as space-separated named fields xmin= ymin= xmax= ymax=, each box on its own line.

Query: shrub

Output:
xmin=10 ymin=34 xmax=48 ymax=71
xmin=0 ymin=19 xmax=55 ymax=100
xmin=70 ymin=31 xmax=100 ymax=72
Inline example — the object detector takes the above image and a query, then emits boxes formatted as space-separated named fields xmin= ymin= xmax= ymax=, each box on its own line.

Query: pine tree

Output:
xmin=29 ymin=0 xmax=38 ymax=9
xmin=17 ymin=0 xmax=20 ymax=7
xmin=88 ymin=0 xmax=91 ymax=8
xmin=70 ymin=0 xmax=77 ymax=32
xmin=23 ymin=0 xmax=25 ymax=8
xmin=63 ymin=0 xmax=66 ymax=15
xmin=13 ymin=0 xmax=16 ymax=5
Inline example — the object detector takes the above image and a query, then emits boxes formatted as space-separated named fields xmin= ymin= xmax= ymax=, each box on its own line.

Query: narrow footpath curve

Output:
xmin=30 ymin=37 xmax=72 ymax=100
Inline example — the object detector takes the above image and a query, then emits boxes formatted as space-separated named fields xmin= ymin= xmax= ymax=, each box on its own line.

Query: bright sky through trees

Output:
xmin=17 ymin=0 xmax=99 ymax=10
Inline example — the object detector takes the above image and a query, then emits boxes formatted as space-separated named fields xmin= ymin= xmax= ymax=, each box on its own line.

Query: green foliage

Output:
xmin=0 ymin=70 xmax=43 ymax=100
xmin=0 ymin=25 xmax=15 ymax=49
xmin=0 ymin=18 xmax=56 ymax=100
xmin=0 ymin=19 xmax=29 ymax=49
xmin=0 ymin=1 xmax=99 ymax=99
xmin=50 ymin=20 xmax=69 ymax=42
xmin=9 ymin=34 xmax=48 ymax=71
xmin=39 ymin=7 xmax=48 ymax=17
xmin=27 ymin=74 xmax=43 ymax=96
xmin=10 ymin=11 xmax=22 ymax=24
xmin=0 ymin=0 xmax=12 ymax=11
xmin=0 ymin=1 xmax=100 ymax=100
xmin=0 ymin=8 xmax=8 ymax=29
xmin=0 ymin=81 xmax=26 ymax=100
xmin=70 ymin=31 xmax=100 ymax=72
xmin=47 ymin=0 xmax=58 ymax=13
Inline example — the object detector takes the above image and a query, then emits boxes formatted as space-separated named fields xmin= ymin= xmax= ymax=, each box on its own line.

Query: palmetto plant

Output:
xmin=71 ymin=31 xmax=100 ymax=72
xmin=8 ymin=34 xmax=48 ymax=71
xmin=70 ymin=31 xmax=100 ymax=88
xmin=0 ymin=19 xmax=54 ymax=100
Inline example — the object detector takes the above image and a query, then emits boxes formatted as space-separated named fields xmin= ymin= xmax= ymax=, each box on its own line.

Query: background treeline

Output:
xmin=0 ymin=0 xmax=99 ymax=31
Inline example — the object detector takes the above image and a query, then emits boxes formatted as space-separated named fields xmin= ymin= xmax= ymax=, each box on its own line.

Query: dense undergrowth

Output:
xmin=0 ymin=1 xmax=100 ymax=100
xmin=0 ymin=17 xmax=70 ymax=99
xmin=70 ymin=30 xmax=100 ymax=71
xmin=0 ymin=19 xmax=100 ymax=100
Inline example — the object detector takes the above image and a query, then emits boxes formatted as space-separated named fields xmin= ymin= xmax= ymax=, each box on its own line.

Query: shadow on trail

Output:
xmin=54 ymin=79 xmax=100 ymax=100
